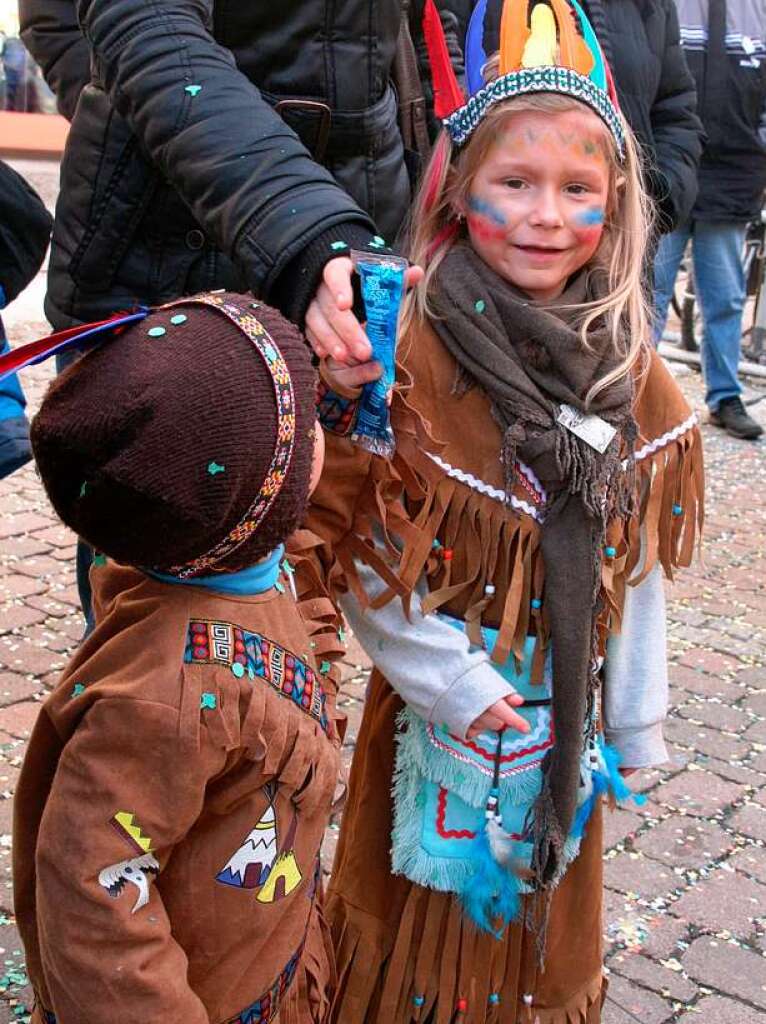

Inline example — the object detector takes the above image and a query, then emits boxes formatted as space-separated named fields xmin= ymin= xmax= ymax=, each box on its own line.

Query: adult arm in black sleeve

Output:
xmin=19 ymin=0 xmax=91 ymax=121
xmin=645 ymin=0 xmax=703 ymax=232
xmin=72 ymin=0 xmax=375 ymax=323
xmin=0 ymin=160 xmax=52 ymax=305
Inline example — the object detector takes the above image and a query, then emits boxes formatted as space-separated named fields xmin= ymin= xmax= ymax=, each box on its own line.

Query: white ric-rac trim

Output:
xmin=428 ymin=413 xmax=697 ymax=517
xmin=426 ymin=453 xmax=543 ymax=522
xmin=628 ymin=411 xmax=699 ymax=466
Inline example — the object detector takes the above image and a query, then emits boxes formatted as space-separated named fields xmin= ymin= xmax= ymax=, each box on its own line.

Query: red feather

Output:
xmin=423 ymin=0 xmax=465 ymax=119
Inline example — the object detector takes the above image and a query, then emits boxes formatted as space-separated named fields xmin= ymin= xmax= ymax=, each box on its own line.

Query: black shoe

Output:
xmin=709 ymin=396 xmax=764 ymax=440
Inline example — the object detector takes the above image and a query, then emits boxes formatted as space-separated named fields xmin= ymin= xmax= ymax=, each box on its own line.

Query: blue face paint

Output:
xmin=577 ymin=207 xmax=605 ymax=226
xmin=349 ymin=250 xmax=408 ymax=457
xmin=467 ymin=194 xmax=507 ymax=226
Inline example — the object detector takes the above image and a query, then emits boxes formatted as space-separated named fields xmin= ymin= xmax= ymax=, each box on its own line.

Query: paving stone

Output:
xmin=634 ymin=816 xmax=733 ymax=870
xmin=744 ymin=719 xmax=766 ymax=743
xmin=0 ymin=577 xmax=45 ymax=602
xmin=604 ymin=852 xmax=679 ymax=901
xmin=669 ymin=665 xmax=745 ymax=702
xmin=671 ymin=867 xmax=766 ymax=937
xmin=683 ymin=937 xmax=766 ymax=1008
xmin=678 ymin=648 xmax=742 ymax=675
xmin=747 ymin=691 xmax=766 ymax=716
xmin=0 ymin=606 xmax=47 ymax=633
xmin=0 ymin=704 xmax=40 ymax=741
xmin=0 ymin=512 xmax=51 ymax=540
xmin=603 ymin=807 xmax=647 ymax=851
xmin=342 ymin=635 xmax=373 ymax=671
xmin=0 ymin=675 xmax=42 ymax=709
xmin=0 ymin=639 xmax=65 ymax=678
xmin=728 ymin=846 xmax=766 ymax=886
xmin=677 ymin=994 xmax=766 ymax=1024
xmin=602 ymin=973 xmax=674 ymax=1024
xmin=637 ymin=914 xmax=690 ymax=959
xmin=664 ymin=717 xmax=747 ymax=762
xmin=650 ymin=769 xmax=747 ymax=818
xmin=729 ymin=801 xmax=766 ymax=840
xmin=676 ymin=700 xmax=751 ymax=733
xmin=608 ymin=952 xmax=697 ymax=1002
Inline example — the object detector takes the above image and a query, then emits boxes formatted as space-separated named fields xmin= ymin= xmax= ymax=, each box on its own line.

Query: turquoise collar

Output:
xmin=148 ymin=545 xmax=286 ymax=595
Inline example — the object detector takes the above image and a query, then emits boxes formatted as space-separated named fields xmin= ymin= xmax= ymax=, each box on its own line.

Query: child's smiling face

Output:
xmin=459 ymin=106 xmax=612 ymax=302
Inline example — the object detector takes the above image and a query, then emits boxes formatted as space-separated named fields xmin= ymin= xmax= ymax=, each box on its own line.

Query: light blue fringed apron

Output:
xmin=391 ymin=618 xmax=641 ymax=933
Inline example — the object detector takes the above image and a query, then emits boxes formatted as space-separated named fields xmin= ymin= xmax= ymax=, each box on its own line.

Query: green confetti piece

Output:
xmin=330 ymin=241 xmax=348 ymax=251
xmin=199 ymin=692 xmax=217 ymax=710
xmin=93 ymin=553 xmax=107 ymax=567
xmin=231 ymin=662 xmax=245 ymax=679
xmin=337 ymin=627 xmax=346 ymax=643
xmin=320 ymin=660 xmax=331 ymax=674
xmin=185 ymin=84 xmax=202 ymax=96
xmin=207 ymin=461 xmax=226 ymax=476
xmin=274 ymin=580 xmax=286 ymax=594
xmin=474 ymin=299 xmax=486 ymax=314
xmin=170 ymin=314 xmax=187 ymax=325
xmin=70 ymin=683 xmax=85 ymax=698
xmin=281 ymin=558 xmax=294 ymax=575
xmin=147 ymin=326 xmax=166 ymax=338
xmin=79 ymin=482 xmax=88 ymax=498
xmin=370 ymin=235 xmax=386 ymax=247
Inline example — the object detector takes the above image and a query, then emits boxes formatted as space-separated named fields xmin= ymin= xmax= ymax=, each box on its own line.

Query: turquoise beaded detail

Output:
xmin=413 ymin=995 xmax=425 ymax=1007
xmin=672 ymin=504 xmax=683 ymax=516
xmin=531 ymin=598 xmax=542 ymax=609
xmin=604 ymin=546 xmax=617 ymax=558
xmin=488 ymin=993 xmax=501 ymax=1005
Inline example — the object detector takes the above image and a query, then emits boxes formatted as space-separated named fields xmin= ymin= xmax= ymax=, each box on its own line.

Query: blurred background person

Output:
xmin=653 ymin=0 xmax=765 ymax=440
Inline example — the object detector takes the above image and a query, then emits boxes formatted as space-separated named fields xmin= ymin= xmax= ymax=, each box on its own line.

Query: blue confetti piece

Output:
xmin=207 ymin=461 xmax=226 ymax=476
xmin=475 ymin=299 xmax=486 ymax=314
xmin=185 ymin=84 xmax=202 ymax=96
xmin=71 ymin=683 xmax=85 ymax=698
xmin=274 ymin=580 xmax=286 ymax=594
xmin=320 ymin=660 xmax=331 ymax=674
xmin=330 ymin=241 xmax=348 ymax=251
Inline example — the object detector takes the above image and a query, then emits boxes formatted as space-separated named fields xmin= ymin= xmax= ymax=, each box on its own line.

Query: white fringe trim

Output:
xmin=628 ymin=411 xmax=699 ymax=467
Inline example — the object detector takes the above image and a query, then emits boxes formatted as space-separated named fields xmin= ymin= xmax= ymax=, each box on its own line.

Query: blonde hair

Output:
xmin=404 ymin=91 xmax=653 ymax=405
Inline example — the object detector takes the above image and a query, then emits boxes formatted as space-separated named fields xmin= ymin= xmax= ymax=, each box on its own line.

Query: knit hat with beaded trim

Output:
xmin=31 ymin=294 xmax=317 ymax=574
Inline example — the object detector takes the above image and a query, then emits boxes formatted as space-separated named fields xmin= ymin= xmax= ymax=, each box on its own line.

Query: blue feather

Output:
xmin=465 ymin=0 xmax=490 ymax=96
xmin=459 ymin=826 xmax=521 ymax=936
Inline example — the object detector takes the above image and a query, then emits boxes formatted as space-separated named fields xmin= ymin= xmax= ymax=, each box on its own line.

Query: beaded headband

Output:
xmin=161 ymin=293 xmax=297 ymax=578
xmin=422 ymin=0 xmax=625 ymax=157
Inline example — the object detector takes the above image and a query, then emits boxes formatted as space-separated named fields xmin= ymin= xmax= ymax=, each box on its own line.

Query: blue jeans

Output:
xmin=653 ymin=220 xmax=747 ymax=411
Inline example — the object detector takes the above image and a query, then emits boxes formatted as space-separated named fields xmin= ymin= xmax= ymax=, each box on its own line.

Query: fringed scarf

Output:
xmin=430 ymin=242 xmax=638 ymax=891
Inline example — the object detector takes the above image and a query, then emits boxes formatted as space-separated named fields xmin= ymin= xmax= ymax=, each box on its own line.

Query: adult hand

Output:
xmin=305 ymin=256 xmax=423 ymax=364
xmin=324 ymin=357 xmax=383 ymax=391
xmin=467 ymin=693 xmax=530 ymax=740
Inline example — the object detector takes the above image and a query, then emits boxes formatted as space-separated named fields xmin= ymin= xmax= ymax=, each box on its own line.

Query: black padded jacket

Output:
xmin=19 ymin=1 xmax=460 ymax=328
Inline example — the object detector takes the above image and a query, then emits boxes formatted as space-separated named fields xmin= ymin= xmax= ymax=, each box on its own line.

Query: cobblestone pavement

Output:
xmin=0 ymin=161 xmax=765 ymax=1023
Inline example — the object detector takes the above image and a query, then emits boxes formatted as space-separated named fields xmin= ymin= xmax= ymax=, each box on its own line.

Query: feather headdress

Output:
xmin=422 ymin=0 xmax=625 ymax=156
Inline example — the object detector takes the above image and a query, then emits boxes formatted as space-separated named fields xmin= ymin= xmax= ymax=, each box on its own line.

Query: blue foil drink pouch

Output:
xmin=350 ymin=250 xmax=408 ymax=457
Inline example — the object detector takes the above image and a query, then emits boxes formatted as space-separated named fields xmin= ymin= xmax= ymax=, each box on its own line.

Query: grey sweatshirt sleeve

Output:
xmin=603 ymin=564 xmax=670 ymax=768
xmin=338 ymin=566 xmax=516 ymax=739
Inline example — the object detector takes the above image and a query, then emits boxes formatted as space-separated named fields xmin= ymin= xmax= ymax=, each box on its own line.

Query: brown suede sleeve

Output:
xmin=34 ymin=697 xmax=223 ymax=1023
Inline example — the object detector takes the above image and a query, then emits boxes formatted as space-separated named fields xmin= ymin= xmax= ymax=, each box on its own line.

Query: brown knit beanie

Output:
xmin=31 ymin=293 xmax=317 ymax=575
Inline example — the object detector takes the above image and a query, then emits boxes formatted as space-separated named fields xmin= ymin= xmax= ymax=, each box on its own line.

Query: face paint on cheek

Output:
xmin=573 ymin=207 xmax=605 ymax=250
xmin=466 ymin=195 xmax=507 ymax=226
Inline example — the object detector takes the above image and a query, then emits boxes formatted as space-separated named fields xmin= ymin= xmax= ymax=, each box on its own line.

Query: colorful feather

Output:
xmin=422 ymin=0 xmax=465 ymax=118
xmin=465 ymin=0 xmax=491 ymax=95
xmin=0 ymin=309 xmax=149 ymax=385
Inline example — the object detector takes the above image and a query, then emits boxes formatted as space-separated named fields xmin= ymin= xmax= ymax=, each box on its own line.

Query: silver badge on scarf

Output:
xmin=557 ymin=404 xmax=617 ymax=454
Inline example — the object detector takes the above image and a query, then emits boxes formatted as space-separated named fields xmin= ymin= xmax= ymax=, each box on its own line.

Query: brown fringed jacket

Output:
xmin=14 ymin=559 xmax=345 ymax=1024
xmin=293 ymin=318 xmax=703 ymax=1024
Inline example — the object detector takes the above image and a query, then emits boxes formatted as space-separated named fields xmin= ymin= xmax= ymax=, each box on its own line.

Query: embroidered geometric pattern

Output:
xmin=185 ymin=620 xmax=329 ymax=733
xmin=223 ymin=942 xmax=304 ymax=1024
xmin=161 ymin=294 xmax=297 ymax=578
xmin=316 ymin=379 xmax=359 ymax=436
xmin=444 ymin=67 xmax=626 ymax=156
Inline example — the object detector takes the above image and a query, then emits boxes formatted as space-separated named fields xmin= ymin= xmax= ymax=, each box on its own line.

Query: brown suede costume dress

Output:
xmin=294 ymin=319 xmax=703 ymax=1024
xmin=14 ymin=558 xmax=345 ymax=1024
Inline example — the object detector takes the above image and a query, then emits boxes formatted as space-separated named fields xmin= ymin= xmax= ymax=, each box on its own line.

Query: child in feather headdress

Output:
xmin=298 ymin=0 xmax=704 ymax=1020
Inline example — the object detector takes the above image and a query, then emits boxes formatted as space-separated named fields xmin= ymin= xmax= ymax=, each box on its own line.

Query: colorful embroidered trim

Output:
xmin=444 ymin=66 xmax=625 ymax=156
xmin=161 ymin=295 xmax=296 ymax=578
xmin=316 ymin=378 xmax=359 ymax=436
xmin=224 ymin=942 xmax=304 ymax=1024
xmin=185 ymin=620 xmax=329 ymax=732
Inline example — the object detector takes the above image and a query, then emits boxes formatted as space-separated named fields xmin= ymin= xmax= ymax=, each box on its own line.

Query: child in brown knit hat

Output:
xmin=12 ymin=293 xmax=343 ymax=1024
